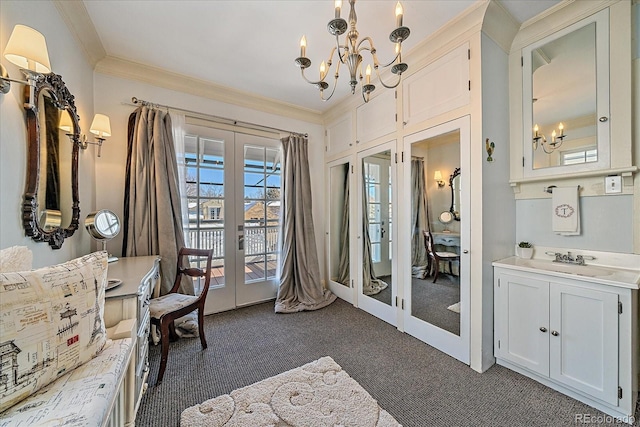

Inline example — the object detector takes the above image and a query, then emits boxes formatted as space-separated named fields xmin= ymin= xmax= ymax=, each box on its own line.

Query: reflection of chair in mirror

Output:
xmin=149 ymin=247 xmax=213 ymax=383
xmin=423 ymin=230 xmax=460 ymax=283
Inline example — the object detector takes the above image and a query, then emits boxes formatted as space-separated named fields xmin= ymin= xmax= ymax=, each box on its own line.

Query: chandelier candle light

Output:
xmin=295 ymin=0 xmax=410 ymax=103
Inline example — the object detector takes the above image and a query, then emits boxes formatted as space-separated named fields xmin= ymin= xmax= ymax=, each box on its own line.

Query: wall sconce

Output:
xmin=533 ymin=122 xmax=567 ymax=154
xmin=434 ymin=170 xmax=445 ymax=188
xmin=0 ymin=25 xmax=51 ymax=107
xmin=82 ymin=114 xmax=111 ymax=157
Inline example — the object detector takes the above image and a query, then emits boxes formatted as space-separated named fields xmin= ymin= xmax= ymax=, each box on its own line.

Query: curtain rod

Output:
xmin=129 ymin=97 xmax=308 ymax=137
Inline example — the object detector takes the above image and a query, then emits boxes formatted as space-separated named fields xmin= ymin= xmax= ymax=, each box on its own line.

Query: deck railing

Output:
xmin=186 ymin=224 xmax=279 ymax=258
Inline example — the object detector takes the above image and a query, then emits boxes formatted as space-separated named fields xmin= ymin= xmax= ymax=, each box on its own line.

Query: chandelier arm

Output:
xmin=373 ymin=66 xmax=402 ymax=89
xmin=320 ymin=75 xmax=339 ymax=101
xmin=356 ymin=36 xmax=375 ymax=52
xmin=335 ymin=35 xmax=349 ymax=65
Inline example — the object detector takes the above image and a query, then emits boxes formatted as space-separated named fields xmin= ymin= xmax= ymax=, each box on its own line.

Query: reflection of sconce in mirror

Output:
xmin=61 ymin=113 xmax=111 ymax=157
xmin=434 ymin=170 xmax=445 ymax=188
xmin=533 ymin=122 xmax=567 ymax=154
xmin=0 ymin=25 xmax=51 ymax=107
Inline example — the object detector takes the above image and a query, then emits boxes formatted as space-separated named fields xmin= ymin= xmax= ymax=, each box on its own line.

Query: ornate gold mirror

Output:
xmin=23 ymin=73 xmax=80 ymax=249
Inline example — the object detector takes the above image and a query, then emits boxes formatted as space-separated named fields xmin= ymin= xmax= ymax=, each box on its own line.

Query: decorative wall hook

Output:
xmin=485 ymin=138 xmax=495 ymax=162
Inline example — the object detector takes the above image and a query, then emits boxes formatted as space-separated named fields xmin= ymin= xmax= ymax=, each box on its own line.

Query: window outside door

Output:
xmin=183 ymin=124 xmax=280 ymax=314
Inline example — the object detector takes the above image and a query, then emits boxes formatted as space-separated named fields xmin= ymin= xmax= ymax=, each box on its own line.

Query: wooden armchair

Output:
xmin=423 ymin=231 xmax=460 ymax=283
xmin=149 ymin=247 xmax=213 ymax=383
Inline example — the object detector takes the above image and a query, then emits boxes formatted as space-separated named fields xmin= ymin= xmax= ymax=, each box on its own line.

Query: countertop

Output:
xmin=493 ymin=256 xmax=640 ymax=290
xmin=105 ymin=256 xmax=160 ymax=299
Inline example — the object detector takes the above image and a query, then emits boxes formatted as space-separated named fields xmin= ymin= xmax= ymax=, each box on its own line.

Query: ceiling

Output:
xmin=78 ymin=0 xmax=562 ymax=115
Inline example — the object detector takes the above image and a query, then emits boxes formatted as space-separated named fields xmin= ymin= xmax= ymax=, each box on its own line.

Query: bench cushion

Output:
xmin=0 ymin=252 xmax=108 ymax=412
xmin=0 ymin=337 xmax=133 ymax=425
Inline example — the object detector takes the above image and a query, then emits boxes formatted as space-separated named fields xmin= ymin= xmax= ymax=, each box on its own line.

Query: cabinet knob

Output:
xmin=539 ymin=327 xmax=547 ymax=333
xmin=551 ymin=330 xmax=559 ymax=336
xmin=598 ymin=116 xmax=608 ymax=122
xmin=463 ymin=249 xmax=469 ymax=254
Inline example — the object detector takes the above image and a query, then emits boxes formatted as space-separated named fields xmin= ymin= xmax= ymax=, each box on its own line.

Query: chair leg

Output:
xmin=198 ymin=307 xmax=207 ymax=350
xmin=448 ymin=261 xmax=453 ymax=275
xmin=432 ymin=261 xmax=439 ymax=283
xmin=158 ymin=320 xmax=171 ymax=383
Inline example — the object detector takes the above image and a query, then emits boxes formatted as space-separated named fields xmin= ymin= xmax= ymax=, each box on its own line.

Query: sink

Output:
xmin=516 ymin=259 xmax=613 ymax=278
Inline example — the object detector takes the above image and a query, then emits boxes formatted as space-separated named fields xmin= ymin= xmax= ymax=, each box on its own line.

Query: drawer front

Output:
xmin=137 ymin=311 xmax=150 ymax=372
xmin=137 ymin=281 xmax=152 ymax=329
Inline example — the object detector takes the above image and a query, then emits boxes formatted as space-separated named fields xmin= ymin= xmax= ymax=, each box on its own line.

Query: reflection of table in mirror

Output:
xmin=432 ymin=232 xmax=460 ymax=275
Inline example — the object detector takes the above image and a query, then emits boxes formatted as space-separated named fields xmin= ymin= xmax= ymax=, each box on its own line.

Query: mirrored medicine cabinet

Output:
xmin=521 ymin=8 xmax=610 ymax=178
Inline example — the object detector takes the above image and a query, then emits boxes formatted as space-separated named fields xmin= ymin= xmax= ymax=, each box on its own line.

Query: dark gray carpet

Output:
xmin=137 ymin=299 xmax=639 ymax=427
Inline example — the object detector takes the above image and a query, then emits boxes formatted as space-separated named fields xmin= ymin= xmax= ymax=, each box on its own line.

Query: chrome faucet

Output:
xmin=550 ymin=251 xmax=589 ymax=265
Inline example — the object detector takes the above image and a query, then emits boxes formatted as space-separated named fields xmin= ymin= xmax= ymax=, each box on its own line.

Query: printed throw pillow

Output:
xmin=0 ymin=246 xmax=33 ymax=273
xmin=0 ymin=251 xmax=108 ymax=413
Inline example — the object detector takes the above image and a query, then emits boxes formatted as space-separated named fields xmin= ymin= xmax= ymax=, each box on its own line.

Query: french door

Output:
xmin=184 ymin=124 xmax=280 ymax=314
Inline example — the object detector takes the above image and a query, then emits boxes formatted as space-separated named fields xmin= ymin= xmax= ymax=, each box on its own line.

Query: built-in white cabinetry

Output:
xmin=326 ymin=114 xmax=353 ymax=158
xmin=105 ymin=256 xmax=160 ymax=425
xmin=355 ymin=89 xmax=396 ymax=146
xmin=401 ymin=43 xmax=470 ymax=128
xmin=494 ymin=264 xmax=638 ymax=422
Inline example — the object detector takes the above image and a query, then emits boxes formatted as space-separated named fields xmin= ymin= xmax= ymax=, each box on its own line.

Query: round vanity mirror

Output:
xmin=85 ymin=210 xmax=120 ymax=264
xmin=439 ymin=211 xmax=453 ymax=232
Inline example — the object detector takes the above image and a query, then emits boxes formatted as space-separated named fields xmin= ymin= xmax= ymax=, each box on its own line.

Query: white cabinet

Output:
xmin=356 ymin=89 xmax=396 ymax=145
xmin=494 ymin=265 xmax=637 ymax=421
xmin=326 ymin=114 xmax=353 ymax=157
xmin=105 ymin=256 xmax=160 ymax=425
xmin=402 ymin=43 xmax=470 ymax=127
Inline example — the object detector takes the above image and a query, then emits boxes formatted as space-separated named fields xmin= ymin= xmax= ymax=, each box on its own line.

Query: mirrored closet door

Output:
xmin=401 ymin=117 xmax=470 ymax=364
xmin=356 ymin=141 xmax=397 ymax=326
xmin=326 ymin=157 xmax=354 ymax=303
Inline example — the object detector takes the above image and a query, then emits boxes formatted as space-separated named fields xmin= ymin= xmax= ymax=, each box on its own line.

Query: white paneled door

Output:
xmin=184 ymin=124 xmax=280 ymax=314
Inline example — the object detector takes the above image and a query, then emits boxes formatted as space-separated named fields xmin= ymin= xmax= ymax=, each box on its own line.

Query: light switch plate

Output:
xmin=605 ymin=176 xmax=622 ymax=194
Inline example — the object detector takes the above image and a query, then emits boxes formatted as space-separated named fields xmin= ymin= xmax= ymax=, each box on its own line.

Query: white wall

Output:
xmin=0 ymin=1 xmax=96 ymax=267
xmin=92 ymin=73 xmax=326 ymax=276
xmin=480 ymin=32 xmax=515 ymax=370
xmin=516 ymin=195 xmax=634 ymax=253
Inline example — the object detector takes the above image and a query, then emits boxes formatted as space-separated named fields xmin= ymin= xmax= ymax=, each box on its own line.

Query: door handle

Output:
xmin=551 ymin=330 xmax=559 ymax=337
xmin=381 ymin=227 xmax=385 ymax=238
xmin=238 ymin=235 xmax=244 ymax=251
xmin=539 ymin=327 xmax=547 ymax=333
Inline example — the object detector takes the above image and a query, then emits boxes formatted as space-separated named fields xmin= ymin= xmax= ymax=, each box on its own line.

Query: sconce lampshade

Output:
xmin=90 ymin=114 xmax=111 ymax=138
xmin=58 ymin=110 xmax=73 ymax=132
xmin=4 ymin=25 xmax=51 ymax=73
xmin=433 ymin=170 xmax=443 ymax=181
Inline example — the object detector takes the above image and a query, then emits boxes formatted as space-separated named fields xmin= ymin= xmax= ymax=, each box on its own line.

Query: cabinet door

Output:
xmin=496 ymin=273 xmax=550 ymax=376
xmin=356 ymin=89 xmax=396 ymax=145
xmin=549 ymin=283 xmax=619 ymax=405
xmin=402 ymin=43 xmax=469 ymax=127
xmin=326 ymin=115 xmax=353 ymax=157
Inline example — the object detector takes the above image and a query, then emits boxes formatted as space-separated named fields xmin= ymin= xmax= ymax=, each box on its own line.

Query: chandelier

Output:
xmin=533 ymin=122 xmax=567 ymax=153
xmin=294 ymin=0 xmax=410 ymax=103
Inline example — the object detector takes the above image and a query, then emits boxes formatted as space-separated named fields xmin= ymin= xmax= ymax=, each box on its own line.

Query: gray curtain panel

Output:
xmin=122 ymin=106 xmax=192 ymax=296
xmin=275 ymin=134 xmax=336 ymax=313
xmin=411 ymin=158 xmax=430 ymax=278
xmin=361 ymin=165 xmax=388 ymax=296
xmin=337 ymin=163 xmax=350 ymax=286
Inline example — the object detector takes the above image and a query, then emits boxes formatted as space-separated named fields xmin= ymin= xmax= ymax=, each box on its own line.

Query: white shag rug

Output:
xmin=181 ymin=356 xmax=401 ymax=427
xmin=447 ymin=302 xmax=460 ymax=313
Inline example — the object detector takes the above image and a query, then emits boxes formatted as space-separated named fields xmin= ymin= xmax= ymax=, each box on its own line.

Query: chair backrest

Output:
xmin=171 ymin=247 xmax=214 ymax=302
xmin=423 ymin=230 xmax=437 ymax=259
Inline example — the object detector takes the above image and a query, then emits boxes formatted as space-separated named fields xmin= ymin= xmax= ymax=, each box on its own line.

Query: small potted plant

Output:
xmin=516 ymin=241 xmax=534 ymax=259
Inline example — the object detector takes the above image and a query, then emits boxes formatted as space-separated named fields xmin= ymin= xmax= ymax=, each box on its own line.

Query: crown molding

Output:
xmin=482 ymin=1 xmax=519 ymax=53
xmin=95 ymin=56 xmax=323 ymax=124
xmin=53 ymin=0 xmax=106 ymax=67
xmin=511 ymin=0 xmax=618 ymax=52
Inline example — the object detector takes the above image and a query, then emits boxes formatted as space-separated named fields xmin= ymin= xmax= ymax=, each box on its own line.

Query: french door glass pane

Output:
xmin=185 ymin=134 xmax=225 ymax=287
xmin=244 ymin=145 xmax=281 ymax=283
